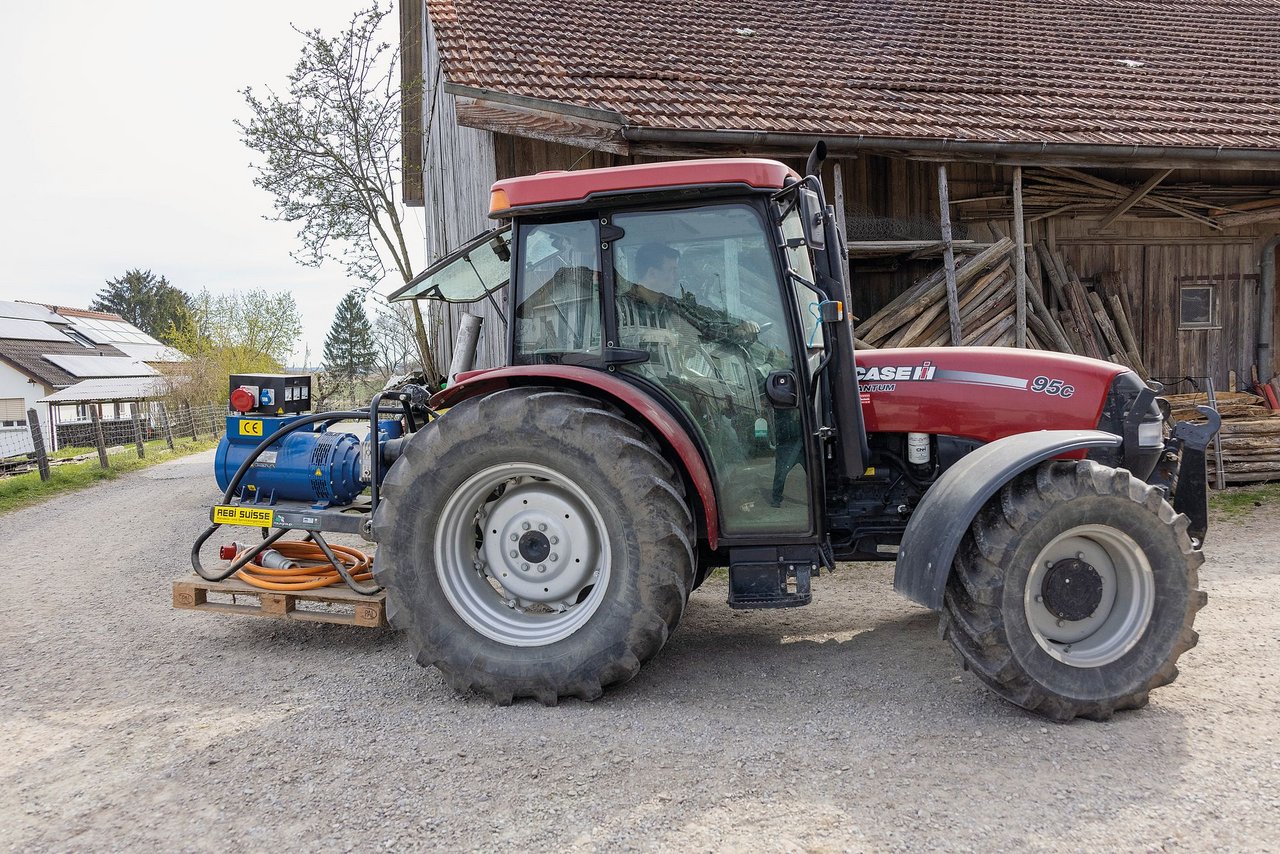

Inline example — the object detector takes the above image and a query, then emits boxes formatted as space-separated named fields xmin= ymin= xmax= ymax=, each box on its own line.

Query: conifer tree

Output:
xmin=323 ymin=291 xmax=379 ymax=389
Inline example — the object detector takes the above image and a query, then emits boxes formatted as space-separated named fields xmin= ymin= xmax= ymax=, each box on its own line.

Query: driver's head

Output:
xmin=635 ymin=244 xmax=680 ymax=291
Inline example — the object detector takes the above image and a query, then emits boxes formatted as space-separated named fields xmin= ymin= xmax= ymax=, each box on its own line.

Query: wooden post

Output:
xmin=90 ymin=404 xmax=109 ymax=469
xmin=183 ymin=402 xmax=198 ymax=441
xmin=1012 ymin=167 xmax=1028 ymax=348
xmin=937 ymin=163 xmax=962 ymax=345
xmin=26 ymin=408 xmax=51 ymax=481
xmin=207 ymin=402 xmax=219 ymax=439
xmin=832 ymin=160 xmax=849 ymax=248
xmin=160 ymin=404 xmax=175 ymax=450
xmin=131 ymin=403 xmax=145 ymax=459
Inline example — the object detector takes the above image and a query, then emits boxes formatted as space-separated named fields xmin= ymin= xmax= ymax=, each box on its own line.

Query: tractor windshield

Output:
xmin=389 ymin=227 xmax=511 ymax=304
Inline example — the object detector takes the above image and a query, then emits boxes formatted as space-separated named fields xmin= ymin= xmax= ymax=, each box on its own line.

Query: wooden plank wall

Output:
xmin=421 ymin=15 xmax=503 ymax=371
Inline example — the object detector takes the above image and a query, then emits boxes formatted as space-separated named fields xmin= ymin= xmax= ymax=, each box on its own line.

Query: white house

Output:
xmin=0 ymin=301 xmax=187 ymax=456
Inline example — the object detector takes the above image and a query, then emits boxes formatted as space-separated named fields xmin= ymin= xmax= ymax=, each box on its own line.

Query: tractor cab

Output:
xmin=393 ymin=157 xmax=865 ymax=552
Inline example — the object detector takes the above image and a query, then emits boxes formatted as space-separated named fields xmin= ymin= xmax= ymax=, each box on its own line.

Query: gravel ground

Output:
xmin=2 ymin=449 xmax=1278 ymax=852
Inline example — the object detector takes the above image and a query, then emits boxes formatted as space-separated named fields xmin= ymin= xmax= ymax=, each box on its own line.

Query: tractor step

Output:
xmin=172 ymin=576 xmax=388 ymax=628
xmin=726 ymin=546 xmax=818 ymax=609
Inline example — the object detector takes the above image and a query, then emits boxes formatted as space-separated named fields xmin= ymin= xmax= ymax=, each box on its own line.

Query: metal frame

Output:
xmin=191 ymin=396 xmax=421 ymax=595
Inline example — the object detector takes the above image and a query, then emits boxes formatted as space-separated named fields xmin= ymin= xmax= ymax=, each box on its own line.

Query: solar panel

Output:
xmin=41 ymin=354 xmax=158 ymax=378
xmin=0 ymin=317 xmax=72 ymax=341
xmin=0 ymin=301 xmax=66 ymax=324
xmin=111 ymin=342 xmax=187 ymax=362
xmin=66 ymin=318 xmax=165 ymax=346
xmin=67 ymin=323 xmax=113 ymax=345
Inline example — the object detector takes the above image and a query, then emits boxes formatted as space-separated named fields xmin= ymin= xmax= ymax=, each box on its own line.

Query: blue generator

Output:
xmin=214 ymin=374 xmax=401 ymax=507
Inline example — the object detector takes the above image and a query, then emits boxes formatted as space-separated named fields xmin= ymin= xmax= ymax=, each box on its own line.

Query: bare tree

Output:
xmin=237 ymin=3 xmax=438 ymax=379
xmin=371 ymin=300 xmax=418 ymax=380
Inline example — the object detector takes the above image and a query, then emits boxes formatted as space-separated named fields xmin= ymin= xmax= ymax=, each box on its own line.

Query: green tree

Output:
xmin=164 ymin=288 xmax=303 ymax=405
xmin=323 ymin=291 xmax=378 ymax=390
xmin=91 ymin=269 xmax=193 ymax=345
xmin=237 ymin=3 xmax=438 ymax=379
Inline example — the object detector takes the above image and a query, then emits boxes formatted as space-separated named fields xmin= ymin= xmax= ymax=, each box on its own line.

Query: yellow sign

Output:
xmin=239 ymin=420 xmax=264 ymax=436
xmin=212 ymin=505 xmax=275 ymax=527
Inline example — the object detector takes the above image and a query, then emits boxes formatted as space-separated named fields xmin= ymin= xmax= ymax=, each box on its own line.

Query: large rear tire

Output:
xmin=941 ymin=460 xmax=1206 ymax=721
xmin=372 ymin=387 xmax=695 ymax=704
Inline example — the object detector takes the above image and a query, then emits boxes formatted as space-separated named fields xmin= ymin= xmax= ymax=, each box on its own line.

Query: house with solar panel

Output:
xmin=0 ymin=300 xmax=187 ymax=455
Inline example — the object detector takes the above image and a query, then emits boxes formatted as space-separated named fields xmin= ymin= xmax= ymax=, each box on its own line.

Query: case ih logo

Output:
xmin=856 ymin=362 xmax=937 ymax=383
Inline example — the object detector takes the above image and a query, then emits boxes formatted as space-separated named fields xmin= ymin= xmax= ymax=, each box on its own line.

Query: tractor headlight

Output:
xmin=1137 ymin=419 xmax=1164 ymax=448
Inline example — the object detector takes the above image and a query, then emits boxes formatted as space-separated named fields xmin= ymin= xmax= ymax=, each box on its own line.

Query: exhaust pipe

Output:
xmin=447 ymin=313 xmax=484 ymax=385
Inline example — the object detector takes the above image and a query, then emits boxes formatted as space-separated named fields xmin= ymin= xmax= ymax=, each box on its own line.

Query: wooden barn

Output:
xmin=399 ymin=0 xmax=1280 ymax=405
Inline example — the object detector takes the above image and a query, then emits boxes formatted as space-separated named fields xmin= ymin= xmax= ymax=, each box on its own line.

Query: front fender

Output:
xmin=894 ymin=430 xmax=1122 ymax=610
xmin=433 ymin=365 xmax=719 ymax=549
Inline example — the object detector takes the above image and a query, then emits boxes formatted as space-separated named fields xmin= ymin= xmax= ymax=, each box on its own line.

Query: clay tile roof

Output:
xmin=427 ymin=0 xmax=1280 ymax=150
xmin=29 ymin=304 xmax=127 ymax=322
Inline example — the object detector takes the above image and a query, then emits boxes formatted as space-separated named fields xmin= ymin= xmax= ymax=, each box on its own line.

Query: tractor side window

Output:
xmin=513 ymin=220 xmax=601 ymax=363
xmin=613 ymin=203 xmax=810 ymax=535
xmin=780 ymin=200 xmax=824 ymax=363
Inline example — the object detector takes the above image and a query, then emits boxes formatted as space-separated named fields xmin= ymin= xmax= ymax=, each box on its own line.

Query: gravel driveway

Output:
xmin=2 ymin=450 xmax=1277 ymax=851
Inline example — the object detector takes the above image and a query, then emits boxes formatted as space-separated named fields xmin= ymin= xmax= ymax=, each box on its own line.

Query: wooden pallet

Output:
xmin=172 ymin=575 xmax=387 ymax=628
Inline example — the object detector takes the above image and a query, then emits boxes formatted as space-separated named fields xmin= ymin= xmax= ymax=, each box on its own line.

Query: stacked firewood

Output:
xmin=1164 ymin=392 xmax=1280 ymax=486
xmin=853 ymin=237 xmax=1147 ymax=377
xmin=854 ymin=239 xmax=1038 ymax=348
xmin=1032 ymin=242 xmax=1150 ymax=379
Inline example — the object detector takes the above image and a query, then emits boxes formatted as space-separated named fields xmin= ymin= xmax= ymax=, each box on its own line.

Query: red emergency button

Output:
xmin=230 ymin=387 xmax=257 ymax=413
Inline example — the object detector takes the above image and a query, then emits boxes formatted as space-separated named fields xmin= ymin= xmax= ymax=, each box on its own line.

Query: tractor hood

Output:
xmin=856 ymin=347 xmax=1127 ymax=443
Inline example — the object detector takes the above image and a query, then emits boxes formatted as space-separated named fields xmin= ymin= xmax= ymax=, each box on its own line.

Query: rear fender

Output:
xmin=894 ymin=430 xmax=1122 ymax=610
xmin=433 ymin=366 xmax=719 ymax=549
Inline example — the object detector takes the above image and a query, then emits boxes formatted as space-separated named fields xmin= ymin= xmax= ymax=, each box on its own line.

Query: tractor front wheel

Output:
xmin=941 ymin=460 xmax=1206 ymax=721
xmin=372 ymin=387 xmax=695 ymax=704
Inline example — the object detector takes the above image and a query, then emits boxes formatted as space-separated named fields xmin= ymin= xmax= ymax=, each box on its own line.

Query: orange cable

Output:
xmin=232 ymin=540 xmax=374 ymax=591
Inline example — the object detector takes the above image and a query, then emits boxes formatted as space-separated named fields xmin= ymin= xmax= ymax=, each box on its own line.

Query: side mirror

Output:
xmin=798 ymin=188 xmax=826 ymax=250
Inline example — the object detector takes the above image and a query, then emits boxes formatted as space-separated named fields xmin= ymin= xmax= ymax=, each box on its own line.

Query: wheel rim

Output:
xmin=1024 ymin=524 xmax=1155 ymax=668
xmin=435 ymin=462 xmax=611 ymax=647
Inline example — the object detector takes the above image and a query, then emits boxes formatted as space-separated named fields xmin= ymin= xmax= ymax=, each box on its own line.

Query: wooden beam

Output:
xmin=1214 ymin=207 xmax=1280 ymax=228
xmin=832 ymin=161 xmax=849 ymax=245
xmin=399 ymin=0 xmax=425 ymax=206
xmin=1043 ymin=166 xmax=1221 ymax=230
xmin=455 ymin=97 xmax=630 ymax=155
xmin=1094 ymin=168 xmax=1174 ymax=231
xmin=1012 ymin=166 xmax=1028 ymax=347
xmin=938 ymin=164 xmax=962 ymax=345
xmin=1053 ymin=236 xmax=1257 ymax=246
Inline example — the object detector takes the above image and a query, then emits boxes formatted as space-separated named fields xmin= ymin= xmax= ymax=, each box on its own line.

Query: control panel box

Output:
xmin=229 ymin=373 xmax=312 ymax=416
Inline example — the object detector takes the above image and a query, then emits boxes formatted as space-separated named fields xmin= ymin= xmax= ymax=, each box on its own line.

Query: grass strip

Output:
xmin=1208 ymin=481 xmax=1280 ymax=519
xmin=0 ymin=438 xmax=219 ymax=515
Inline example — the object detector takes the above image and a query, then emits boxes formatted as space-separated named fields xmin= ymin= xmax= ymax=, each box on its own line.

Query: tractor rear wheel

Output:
xmin=941 ymin=460 xmax=1206 ymax=721
xmin=372 ymin=387 xmax=695 ymax=704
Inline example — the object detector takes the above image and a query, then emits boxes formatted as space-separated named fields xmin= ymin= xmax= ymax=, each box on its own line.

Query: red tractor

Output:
xmin=372 ymin=146 xmax=1215 ymax=720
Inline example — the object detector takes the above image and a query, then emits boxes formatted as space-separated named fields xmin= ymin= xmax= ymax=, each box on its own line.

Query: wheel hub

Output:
xmin=1023 ymin=525 xmax=1155 ymax=668
xmin=437 ymin=462 xmax=613 ymax=647
xmin=1041 ymin=558 xmax=1104 ymax=622
xmin=518 ymin=530 xmax=551 ymax=563
xmin=478 ymin=480 xmax=600 ymax=608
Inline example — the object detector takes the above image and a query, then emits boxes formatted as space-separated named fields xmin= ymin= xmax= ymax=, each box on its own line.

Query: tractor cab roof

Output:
xmin=488 ymin=158 xmax=799 ymax=218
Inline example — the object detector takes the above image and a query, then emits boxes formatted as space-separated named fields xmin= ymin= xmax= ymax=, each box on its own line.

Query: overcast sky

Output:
xmin=0 ymin=0 xmax=422 ymax=366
